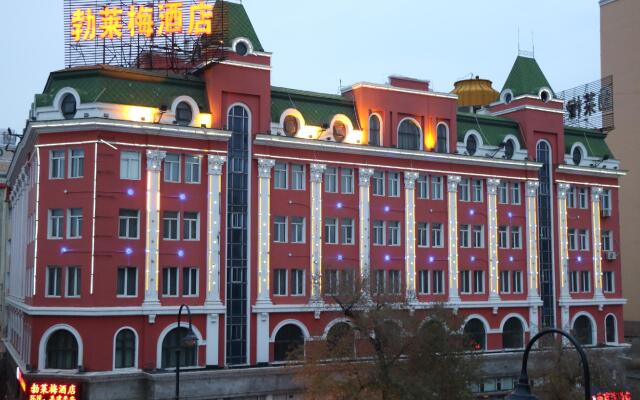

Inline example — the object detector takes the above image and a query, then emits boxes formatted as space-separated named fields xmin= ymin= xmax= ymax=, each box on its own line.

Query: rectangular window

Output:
xmin=291 ymin=217 xmax=305 ymax=243
xmin=511 ymin=226 xmax=522 ymax=249
xmin=389 ymin=270 xmax=401 ymax=294
xmin=119 ymin=209 xmax=139 ymax=239
xmin=163 ymin=211 xmax=179 ymax=240
xmin=117 ymin=267 xmax=137 ymax=297
xmin=580 ymin=270 xmax=591 ymax=292
xmin=418 ymin=270 xmax=430 ymax=294
xmin=513 ymin=271 xmax=523 ymax=293
xmin=388 ymin=172 xmax=400 ymax=197
xmin=579 ymin=229 xmax=589 ymax=251
xmin=431 ymin=176 xmax=443 ymax=200
xmin=472 ymin=179 xmax=483 ymax=202
xmin=230 ymin=212 xmax=244 ymax=229
xmin=50 ymin=150 xmax=65 ymax=179
xmin=273 ymin=269 xmax=287 ymax=296
xmin=498 ymin=226 xmax=509 ymax=249
xmin=66 ymin=266 xmax=81 ymax=297
xmin=48 ymin=209 xmax=64 ymax=239
xmin=417 ymin=174 xmax=429 ymax=199
xmin=569 ymin=271 xmax=579 ymax=293
xmin=387 ymin=221 xmax=400 ymax=246
xmin=291 ymin=269 xmax=304 ymax=296
xmin=473 ymin=225 xmax=484 ymax=248
xmin=183 ymin=212 xmax=199 ymax=240
xmin=69 ymin=149 xmax=85 ymax=178
xmin=120 ymin=151 xmax=140 ymax=180
xmin=603 ymin=271 xmax=614 ymax=293
xmin=602 ymin=230 xmax=612 ymax=251
xmin=182 ymin=267 xmax=198 ymax=296
xmin=432 ymin=223 xmax=443 ymax=247
xmin=372 ymin=171 xmax=385 ymax=196
xmin=46 ymin=266 xmax=62 ymax=297
xmin=162 ymin=267 xmax=179 ymax=297
xmin=578 ymin=188 xmax=588 ymax=209
xmin=460 ymin=270 xmax=471 ymax=294
xmin=341 ymin=218 xmax=354 ymax=245
xmin=274 ymin=216 xmax=288 ymax=243
xmin=374 ymin=270 xmax=385 ymax=295
xmin=185 ymin=155 xmax=201 ymax=183
xmin=567 ymin=187 xmax=576 ymax=208
xmin=498 ymin=181 xmax=509 ymax=204
xmin=67 ymin=208 xmax=83 ymax=239
xmin=291 ymin=164 xmax=305 ymax=190
xmin=373 ymin=220 xmax=385 ymax=246
xmin=459 ymin=224 xmax=470 ymax=248
xmin=601 ymin=189 xmax=612 ymax=213
xmin=568 ymin=229 xmax=577 ymax=251
xmin=324 ymin=270 xmax=339 ymax=295
xmin=325 ymin=167 xmax=337 ymax=193
xmin=500 ymin=270 xmax=510 ymax=293
xmin=341 ymin=168 xmax=354 ymax=194
xmin=274 ymin=162 xmax=288 ymax=189
xmin=511 ymin=183 xmax=521 ymax=205
xmin=164 ymin=153 xmax=180 ymax=183
xmin=433 ymin=270 xmax=444 ymax=294
xmin=325 ymin=218 xmax=338 ymax=244
xmin=473 ymin=270 xmax=484 ymax=293
xmin=459 ymin=178 xmax=470 ymax=202
xmin=417 ymin=223 xmax=429 ymax=247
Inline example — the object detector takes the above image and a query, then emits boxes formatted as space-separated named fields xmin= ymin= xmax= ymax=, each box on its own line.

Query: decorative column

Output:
xmin=205 ymin=155 xmax=225 ymax=367
xmin=447 ymin=175 xmax=462 ymax=304
xmin=404 ymin=172 xmax=419 ymax=303
xmin=309 ymin=164 xmax=327 ymax=303
xmin=487 ymin=178 xmax=500 ymax=302
xmin=525 ymin=180 xmax=541 ymax=336
xmin=143 ymin=150 xmax=166 ymax=307
xmin=557 ymin=183 xmax=572 ymax=333
xmin=591 ymin=187 xmax=605 ymax=301
xmin=359 ymin=168 xmax=374 ymax=295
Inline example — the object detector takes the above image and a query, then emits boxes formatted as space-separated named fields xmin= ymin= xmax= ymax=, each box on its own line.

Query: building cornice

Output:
xmin=491 ymin=104 xmax=565 ymax=116
xmin=343 ymin=82 xmax=458 ymax=100
xmin=558 ymin=297 xmax=627 ymax=307
xmin=599 ymin=0 xmax=618 ymax=6
xmin=556 ymin=164 xmax=627 ymax=178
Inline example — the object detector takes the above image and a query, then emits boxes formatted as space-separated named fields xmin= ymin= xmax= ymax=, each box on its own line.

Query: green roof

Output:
xmin=35 ymin=66 xmax=208 ymax=111
xmin=457 ymin=112 xmax=524 ymax=149
xmin=271 ymin=86 xmax=359 ymax=128
xmin=218 ymin=1 xmax=264 ymax=52
xmin=502 ymin=56 xmax=554 ymax=97
xmin=564 ymin=126 xmax=614 ymax=159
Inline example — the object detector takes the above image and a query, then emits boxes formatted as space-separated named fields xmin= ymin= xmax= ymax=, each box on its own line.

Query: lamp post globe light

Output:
xmin=176 ymin=304 xmax=198 ymax=400
xmin=505 ymin=329 xmax=591 ymax=400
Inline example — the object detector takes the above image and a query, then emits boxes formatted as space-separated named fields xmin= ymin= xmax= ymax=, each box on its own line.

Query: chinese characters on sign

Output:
xmin=592 ymin=391 xmax=632 ymax=400
xmin=70 ymin=1 xmax=214 ymax=42
xmin=27 ymin=382 xmax=79 ymax=400
xmin=556 ymin=76 xmax=615 ymax=132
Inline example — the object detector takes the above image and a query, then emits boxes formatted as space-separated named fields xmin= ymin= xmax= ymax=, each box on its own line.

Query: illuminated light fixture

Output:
xmin=384 ymin=254 xmax=391 ymax=262
xmin=384 ymin=205 xmax=391 ymax=213
xmin=337 ymin=254 xmax=343 ymax=261
xmin=337 ymin=202 xmax=343 ymax=209
xmin=126 ymin=188 xmax=135 ymax=196
xmin=470 ymin=255 xmax=476 ymax=262
xmin=508 ymin=211 xmax=513 ymax=218
xmin=60 ymin=246 xmax=68 ymax=254
xmin=428 ymin=256 xmax=435 ymax=263
xmin=125 ymin=247 xmax=133 ymax=255
xmin=577 ymin=256 xmax=582 ymax=263
xmin=469 ymin=209 xmax=475 ymax=216
xmin=509 ymin=256 xmax=514 ymax=262
xmin=178 ymin=249 xmax=185 ymax=257
xmin=179 ymin=193 xmax=187 ymax=201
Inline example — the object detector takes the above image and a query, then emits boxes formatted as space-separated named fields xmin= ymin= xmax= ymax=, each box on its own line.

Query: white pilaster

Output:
xmin=487 ymin=178 xmax=500 ymax=302
xmin=447 ymin=175 xmax=462 ymax=303
xmin=404 ymin=172 xmax=419 ymax=303
xmin=206 ymin=314 xmax=220 ymax=366
xmin=257 ymin=158 xmax=276 ymax=305
xmin=143 ymin=150 xmax=166 ymax=306
xmin=557 ymin=183 xmax=571 ymax=302
xmin=591 ymin=187 xmax=605 ymax=300
xmin=358 ymin=168 xmax=374 ymax=294
xmin=525 ymin=181 xmax=540 ymax=337
xmin=309 ymin=164 xmax=326 ymax=303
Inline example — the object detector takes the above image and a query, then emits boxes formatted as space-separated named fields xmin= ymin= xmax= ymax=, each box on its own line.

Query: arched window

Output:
xmin=436 ymin=123 xmax=448 ymax=153
xmin=606 ymin=315 xmax=617 ymax=344
xmin=466 ymin=135 xmax=477 ymax=156
xmin=369 ymin=114 xmax=381 ymax=146
xmin=326 ymin=322 xmax=355 ymax=357
xmin=504 ymin=139 xmax=515 ymax=160
xmin=283 ymin=115 xmax=299 ymax=137
xmin=463 ymin=318 xmax=486 ymax=350
xmin=572 ymin=146 xmax=583 ymax=165
xmin=333 ymin=120 xmax=347 ymax=142
xmin=161 ymin=327 xmax=197 ymax=368
xmin=228 ymin=105 xmax=250 ymax=134
xmin=176 ymin=102 xmax=193 ymax=126
xmin=397 ymin=119 xmax=421 ymax=150
xmin=274 ymin=324 xmax=305 ymax=361
xmin=502 ymin=317 xmax=524 ymax=349
xmin=572 ymin=316 xmax=594 ymax=346
xmin=46 ymin=330 xmax=78 ymax=369
xmin=115 ymin=329 xmax=136 ymax=369
xmin=61 ymin=94 xmax=77 ymax=120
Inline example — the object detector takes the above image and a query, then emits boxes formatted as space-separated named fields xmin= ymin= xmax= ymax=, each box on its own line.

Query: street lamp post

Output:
xmin=176 ymin=304 xmax=198 ymax=400
xmin=505 ymin=328 xmax=591 ymax=400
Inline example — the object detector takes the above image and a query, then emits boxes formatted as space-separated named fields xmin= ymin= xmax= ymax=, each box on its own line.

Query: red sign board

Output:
xmin=592 ymin=392 xmax=632 ymax=400
xmin=26 ymin=382 xmax=79 ymax=400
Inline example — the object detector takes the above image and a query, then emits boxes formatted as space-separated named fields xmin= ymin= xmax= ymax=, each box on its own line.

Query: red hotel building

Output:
xmin=3 ymin=1 xmax=627 ymax=397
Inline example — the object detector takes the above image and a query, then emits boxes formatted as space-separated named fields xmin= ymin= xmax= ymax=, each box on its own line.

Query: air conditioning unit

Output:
xmin=605 ymin=251 xmax=617 ymax=260
xmin=601 ymin=209 xmax=612 ymax=217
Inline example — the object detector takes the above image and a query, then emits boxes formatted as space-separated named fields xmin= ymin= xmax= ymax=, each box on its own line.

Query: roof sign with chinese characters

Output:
xmin=556 ymin=76 xmax=615 ymax=132
xmin=27 ymin=381 xmax=80 ymax=400
xmin=591 ymin=390 xmax=632 ymax=400
xmin=64 ymin=0 xmax=227 ymax=71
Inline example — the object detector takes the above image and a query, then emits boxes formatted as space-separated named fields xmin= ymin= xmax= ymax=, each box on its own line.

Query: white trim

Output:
xmin=538 ymin=87 xmax=552 ymax=103
xmin=556 ymin=164 xmax=625 ymax=177
xmin=491 ymin=105 xmax=565 ymax=116
xmin=500 ymin=89 xmax=514 ymax=105
xmin=156 ymin=322 xmax=204 ymax=369
xmin=463 ymin=314 xmax=491 ymax=333
xmin=344 ymin=82 xmax=458 ymax=100
xmin=600 ymin=0 xmax=619 ymax=5
xmin=462 ymin=129 xmax=482 ymax=156
xmin=571 ymin=311 xmax=597 ymax=345
xmin=368 ymin=113 xmax=383 ymax=146
xmin=170 ymin=96 xmax=200 ymax=126
xmin=397 ymin=117 xmax=423 ymax=150
xmin=231 ymin=37 xmax=255 ymax=56
xmin=499 ymin=313 xmax=529 ymax=333
xmin=54 ymin=87 xmax=81 ymax=117
xmin=435 ymin=122 xmax=449 ymax=153
xmin=568 ymin=142 xmax=588 ymax=167
xmin=219 ymin=59 xmax=272 ymax=71
xmin=324 ymin=114 xmax=354 ymax=143
xmin=277 ymin=108 xmax=306 ymax=138
xmin=270 ymin=319 xmax=311 ymax=342
xmin=112 ymin=327 xmax=140 ymax=370
xmin=605 ymin=313 xmax=618 ymax=344
xmin=38 ymin=324 xmax=83 ymax=371
xmin=322 ymin=318 xmax=354 ymax=339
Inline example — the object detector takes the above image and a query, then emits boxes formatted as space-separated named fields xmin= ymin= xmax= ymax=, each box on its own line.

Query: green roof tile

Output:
xmin=564 ymin=126 xmax=614 ymax=159
xmin=218 ymin=1 xmax=264 ymax=52
xmin=502 ymin=56 xmax=554 ymax=97
xmin=457 ymin=112 xmax=524 ymax=149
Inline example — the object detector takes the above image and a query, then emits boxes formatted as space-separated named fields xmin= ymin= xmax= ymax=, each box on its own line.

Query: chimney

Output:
xmin=388 ymin=75 xmax=430 ymax=91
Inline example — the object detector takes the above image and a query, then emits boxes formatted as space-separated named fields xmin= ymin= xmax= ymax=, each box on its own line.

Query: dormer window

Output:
xmin=176 ymin=102 xmax=193 ymax=126
xmin=283 ymin=115 xmax=299 ymax=136
xmin=61 ymin=94 xmax=77 ymax=120
xmin=504 ymin=139 xmax=515 ymax=160
xmin=333 ymin=121 xmax=347 ymax=142
xmin=436 ymin=123 xmax=448 ymax=153
xmin=369 ymin=114 xmax=381 ymax=146
xmin=504 ymin=93 xmax=513 ymax=104
xmin=572 ymin=146 xmax=583 ymax=165
xmin=540 ymin=89 xmax=551 ymax=103
xmin=235 ymin=41 xmax=248 ymax=56
xmin=398 ymin=119 xmax=421 ymax=151
xmin=466 ymin=135 xmax=477 ymax=156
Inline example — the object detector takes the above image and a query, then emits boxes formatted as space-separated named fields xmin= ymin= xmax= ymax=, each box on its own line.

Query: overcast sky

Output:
xmin=0 ymin=0 xmax=601 ymax=132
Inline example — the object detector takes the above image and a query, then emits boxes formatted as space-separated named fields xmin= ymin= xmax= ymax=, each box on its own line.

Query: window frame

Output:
xmin=325 ymin=167 xmax=337 ymax=193
xmin=388 ymin=172 xmax=400 ymax=197
xmin=340 ymin=168 xmax=354 ymax=194
xmin=120 ymin=151 xmax=141 ymax=180
xmin=164 ymin=153 xmax=181 ymax=183
xmin=184 ymin=155 xmax=201 ymax=184
xmin=373 ymin=220 xmax=385 ymax=246
xmin=274 ymin=162 xmax=288 ymax=190
xmin=117 ymin=267 xmax=138 ymax=297
xmin=118 ymin=209 xmax=140 ymax=239
xmin=163 ymin=211 xmax=180 ymax=241
xmin=66 ymin=266 xmax=81 ymax=297
xmin=387 ymin=221 xmax=401 ymax=246
xmin=291 ymin=269 xmax=305 ymax=296
xmin=183 ymin=212 xmax=200 ymax=241
xmin=49 ymin=149 xmax=65 ymax=179
xmin=372 ymin=171 xmax=385 ymax=196
xmin=46 ymin=266 xmax=62 ymax=297
xmin=324 ymin=217 xmax=338 ymax=245
xmin=68 ymin=148 xmax=85 ymax=179
xmin=273 ymin=216 xmax=288 ymax=243
xmin=67 ymin=208 xmax=83 ymax=239
xmin=162 ymin=267 xmax=179 ymax=297
xmin=182 ymin=267 xmax=199 ymax=297
xmin=291 ymin=217 xmax=305 ymax=244
xmin=341 ymin=218 xmax=354 ymax=245
xmin=291 ymin=164 xmax=305 ymax=190
xmin=48 ymin=209 xmax=64 ymax=239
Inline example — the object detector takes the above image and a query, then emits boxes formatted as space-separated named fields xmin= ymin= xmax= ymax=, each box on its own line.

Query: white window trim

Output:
xmin=119 ymin=210 xmax=140 ymax=240
xmin=49 ymin=149 xmax=65 ymax=180
xmin=48 ymin=209 xmax=64 ymax=240
xmin=45 ymin=266 xmax=62 ymax=298
xmin=183 ymin=212 xmax=200 ymax=241
xmin=112 ymin=327 xmax=140 ymax=370
xmin=68 ymin=148 xmax=84 ymax=179
xmin=120 ymin=151 xmax=141 ymax=181
xmin=38 ymin=324 xmax=84 ymax=372
xmin=162 ymin=267 xmax=180 ymax=297
xmin=116 ymin=267 xmax=138 ymax=298
xmin=164 ymin=154 xmax=182 ymax=183
xmin=291 ymin=269 xmax=305 ymax=296
xmin=397 ymin=117 xmax=424 ymax=151
xmin=369 ymin=113 xmax=383 ymax=146
xmin=156 ymin=323 xmax=203 ymax=369
xmin=65 ymin=266 xmax=81 ymax=298
xmin=184 ymin=155 xmax=202 ymax=184
xmin=66 ymin=208 xmax=82 ymax=239
xmin=274 ymin=216 xmax=288 ymax=243
xmin=182 ymin=267 xmax=199 ymax=297
xmin=273 ymin=269 xmax=288 ymax=297
xmin=291 ymin=217 xmax=306 ymax=244
xmin=163 ymin=211 xmax=180 ymax=241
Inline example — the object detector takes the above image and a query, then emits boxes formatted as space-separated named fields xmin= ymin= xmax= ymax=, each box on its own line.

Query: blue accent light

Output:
xmin=577 ymin=256 xmax=582 ymax=263
xmin=384 ymin=205 xmax=390 ymax=213
xmin=60 ymin=247 xmax=68 ymax=254
xmin=469 ymin=209 xmax=475 ymax=216
xmin=470 ymin=255 xmax=476 ymax=262
xmin=126 ymin=188 xmax=135 ymax=196
xmin=428 ymin=256 xmax=435 ymax=263
xmin=125 ymin=247 xmax=133 ymax=256
xmin=179 ymin=193 xmax=187 ymax=201
xmin=384 ymin=254 xmax=391 ymax=262
xmin=337 ymin=254 xmax=343 ymax=261
xmin=508 ymin=211 xmax=513 ymax=218
xmin=178 ymin=249 xmax=185 ymax=257
xmin=337 ymin=202 xmax=343 ymax=209
xmin=509 ymin=256 xmax=514 ymax=262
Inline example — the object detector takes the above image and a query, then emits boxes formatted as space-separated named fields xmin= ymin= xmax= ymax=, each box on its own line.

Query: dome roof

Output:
xmin=452 ymin=77 xmax=499 ymax=107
